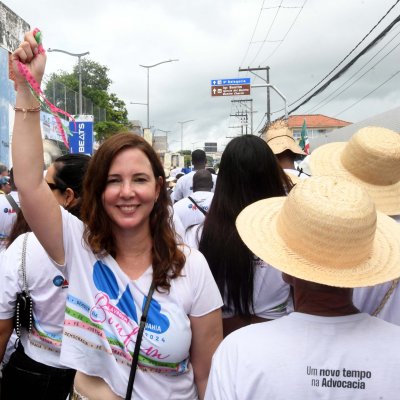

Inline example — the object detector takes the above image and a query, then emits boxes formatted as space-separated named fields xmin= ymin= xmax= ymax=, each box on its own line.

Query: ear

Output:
xmin=64 ymin=187 xmax=76 ymax=208
xmin=155 ymin=176 xmax=163 ymax=200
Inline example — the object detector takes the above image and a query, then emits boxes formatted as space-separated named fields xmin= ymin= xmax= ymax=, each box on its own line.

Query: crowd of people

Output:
xmin=0 ymin=29 xmax=399 ymax=400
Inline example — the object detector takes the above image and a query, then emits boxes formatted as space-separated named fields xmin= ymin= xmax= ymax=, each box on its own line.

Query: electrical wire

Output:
xmin=248 ymin=0 xmax=284 ymax=67
xmin=286 ymin=13 xmax=400 ymax=115
xmin=240 ymin=0 xmax=267 ymax=68
xmin=260 ymin=0 xmax=308 ymax=64
xmin=334 ymin=69 xmax=400 ymax=117
xmin=288 ymin=0 xmax=400 ymax=108
xmin=305 ymin=27 xmax=400 ymax=113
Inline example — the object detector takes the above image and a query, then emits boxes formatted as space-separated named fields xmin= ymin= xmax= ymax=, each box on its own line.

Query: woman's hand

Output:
xmin=11 ymin=30 xmax=46 ymax=91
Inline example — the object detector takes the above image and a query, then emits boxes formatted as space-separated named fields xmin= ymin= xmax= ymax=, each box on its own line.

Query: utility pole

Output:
xmin=230 ymin=111 xmax=248 ymax=135
xmin=231 ymin=99 xmax=254 ymax=134
xmin=239 ymin=66 xmax=271 ymax=123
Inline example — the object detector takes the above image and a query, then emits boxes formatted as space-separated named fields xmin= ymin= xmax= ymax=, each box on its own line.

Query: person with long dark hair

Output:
xmin=10 ymin=30 xmax=222 ymax=400
xmin=0 ymin=153 xmax=90 ymax=400
xmin=199 ymin=134 xmax=294 ymax=336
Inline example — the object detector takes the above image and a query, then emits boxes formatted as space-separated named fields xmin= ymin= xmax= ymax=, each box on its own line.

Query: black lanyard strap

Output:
xmin=125 ymin=281 xmax=155 ymax=400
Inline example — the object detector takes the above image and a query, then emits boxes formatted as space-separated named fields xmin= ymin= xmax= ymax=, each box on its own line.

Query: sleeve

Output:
xmin=171 ymin=179 xmax=184 ymax=202
xmin=205 ymin=340 xmax=238 ymax=400
xmin=60 ymin=207 xmax=85 ymax=273
xmin=0 ymin=235 xmax=25 ymax=319
xmin=185 ymin=248 xmax=223 ymax=317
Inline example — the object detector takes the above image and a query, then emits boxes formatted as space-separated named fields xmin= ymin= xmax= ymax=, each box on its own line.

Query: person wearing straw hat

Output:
xmin=205 ymin=176 xmax=400 ymax=400
xmin=265 ymin=126 xmax=308 ymax=180
xmin=309 ymin=126 xmax=400 ymax=326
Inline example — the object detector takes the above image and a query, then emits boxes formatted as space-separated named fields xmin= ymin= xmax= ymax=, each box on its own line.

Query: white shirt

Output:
xmin=206 ymin=313 xmax=400 ymax=400
xmin=353 ymin=215 xmax=400 ymax=325
xmin=0 ymin=232 xmax=69 ymax=367
xmin=173 ymin=191 xmax=214 ymax=230
xmin=222 ymin=257 xmax=291 ymax=320
xmin=58 ymin=208 xmax=223 ymax=399
xmin=172 ymin=171 xmax=217 ymax=202
xmin=0 ymin=191 xmax=19 ymax=252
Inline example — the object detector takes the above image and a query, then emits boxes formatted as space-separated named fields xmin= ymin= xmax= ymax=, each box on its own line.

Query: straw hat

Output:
xmin=309 ymin=127 xmax=400 ymax=215
xmin=236 ymin=176 xmax=400 ymax=288
xmin=265 ymin=127 xmax=306 ymax=156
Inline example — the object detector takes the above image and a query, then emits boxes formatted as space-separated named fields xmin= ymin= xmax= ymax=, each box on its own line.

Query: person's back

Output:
xmin=173 ymin=169 xmax=214 ymax=230
xmin=206 ymin=176 xmax=400 ymax=399
xmin=199 ymin=135 xmax=293 ymax=336
xmin=207 ymin=313 xmax=400 ymax=399
xmin=172 ymin=149 xmax=217 ymax=202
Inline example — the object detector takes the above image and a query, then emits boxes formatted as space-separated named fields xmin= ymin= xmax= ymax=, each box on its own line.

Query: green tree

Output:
xmin=44 ymin=59 xmax=130 ymax=141
xmin=95 ymin=121 xmax=128 ymax=143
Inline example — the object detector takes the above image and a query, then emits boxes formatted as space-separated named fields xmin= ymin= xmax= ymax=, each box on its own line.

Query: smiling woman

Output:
xmin=10 ymin=30 xmax=223 ymax=400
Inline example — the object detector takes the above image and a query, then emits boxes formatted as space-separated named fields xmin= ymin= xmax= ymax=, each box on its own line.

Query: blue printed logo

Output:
xmin=53 ymin=275 xmax=64 ymax=287
xmin=53 ymin=275 xmax=69 ymax=288
xmin=92 ymin=260 xmax=170 ymax=332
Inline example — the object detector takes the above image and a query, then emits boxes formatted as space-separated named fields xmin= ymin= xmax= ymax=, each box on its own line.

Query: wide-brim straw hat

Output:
xmin=265 ymin=127 xmax=306 ymax=156
xmin=310 ymin=126 xmax=400 ymax=215
xmin=236 ymin=176 xmax=400 ymax=288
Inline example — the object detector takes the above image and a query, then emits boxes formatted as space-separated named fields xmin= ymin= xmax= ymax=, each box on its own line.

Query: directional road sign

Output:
xmin=211 ymin=84 xmax=251 ymax=97
xmin=210 ymin=78 xmax=251 ymax=86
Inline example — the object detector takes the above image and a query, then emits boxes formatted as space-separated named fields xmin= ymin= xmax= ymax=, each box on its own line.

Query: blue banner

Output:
xmin=69 ymin=119 xmax=94 ymax=155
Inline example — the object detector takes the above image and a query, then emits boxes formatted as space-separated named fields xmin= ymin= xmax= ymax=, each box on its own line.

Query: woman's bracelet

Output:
xmin=14 ymin=105 xmax=41 ymax=120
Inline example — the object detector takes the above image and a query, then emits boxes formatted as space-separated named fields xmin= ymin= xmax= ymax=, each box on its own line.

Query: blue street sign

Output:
xmin=69 ymin=120 xmax=94 ymax=155
xmin=210 ymin=77 xmax=251 ymax=86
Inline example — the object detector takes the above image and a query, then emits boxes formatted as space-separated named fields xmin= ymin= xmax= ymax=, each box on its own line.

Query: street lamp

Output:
xmin=177 ymin=120 xmax=195 ymax=152
xmin=139 ymin=59 xmax=179 ymax=128
xmin=47 ymin=48 xmax=90 ymax=115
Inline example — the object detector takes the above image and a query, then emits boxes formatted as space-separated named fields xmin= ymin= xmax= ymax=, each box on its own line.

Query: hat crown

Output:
xmin=265 ymin=127 xmax=306 ymax=156
xmin=341 ymin=127 xmax=400 ymax=185
xmin=276 ymin=176 xmax=377 ymax=268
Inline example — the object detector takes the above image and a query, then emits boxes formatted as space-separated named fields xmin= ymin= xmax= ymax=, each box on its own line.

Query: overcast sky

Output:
xmin=5 ymin=0 xmax=400 ymax=151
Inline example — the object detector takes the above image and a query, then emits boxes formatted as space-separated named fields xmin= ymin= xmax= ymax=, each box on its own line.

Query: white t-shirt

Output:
xmin=205 ymin=312 xmax=400 ymax=400
xmin=353 ymin=215 xmax=400 ymax=325
xmin=0 ymin=232 xmax=69 ymax=367
xmin=58 ymin=208 xmax=223 ymax=399
xmin=222 ymin=257 xmax=291 ymax=320
xmin=0 ymin=191 xmax=19 ymax=252
xmin=173 ymin=192 xmax=214 ymax=230
xmin=172 ymin=171 xmax=217 ymax=202
xmin=181 ymin=228 xmax=291 ymax=320
xmin=284 ymin=168 xmax=309 ymax=179
xmin=183 ymin=224 xmax=203 ymax=249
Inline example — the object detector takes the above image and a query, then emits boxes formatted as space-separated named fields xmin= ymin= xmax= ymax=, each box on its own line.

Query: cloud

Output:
xmin=5 ymin=0 xmax=400 ymax=151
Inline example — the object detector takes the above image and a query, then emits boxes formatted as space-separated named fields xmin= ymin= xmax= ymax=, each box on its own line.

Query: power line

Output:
xmin=334 ymin=69 xmax=400 ymax=117
xmin=240 ymin=0 xmax=267 ymax=68
xmin=287 ymin=13 xmax=400 ymax=115
xmin=260 ymin=0 xmax=308 ymax=64
xmin=288 ymin=0 xmax=400 ymax=108
xmin=306 ymin=27 xmax=400 ymax=114
xmin=248 ymin=0 xmax=284 ymax=66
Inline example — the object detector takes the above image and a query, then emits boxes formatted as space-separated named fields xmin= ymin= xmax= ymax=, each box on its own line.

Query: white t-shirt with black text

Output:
xmin=206 ymin=312 xmax=400 ymax=400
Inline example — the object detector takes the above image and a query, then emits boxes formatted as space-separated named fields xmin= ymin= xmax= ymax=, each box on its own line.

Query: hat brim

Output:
xmin=310 ymin=142 xmax=400 ymax=215
xmin=236 ymin=197 xmax=400 ymax=288
xmin=267 ymin=136 xmax=306 ymax=156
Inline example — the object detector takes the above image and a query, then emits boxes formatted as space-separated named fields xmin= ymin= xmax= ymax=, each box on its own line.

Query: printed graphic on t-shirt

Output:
xmin=64 ymin=260 xmax=189 ymax=375
xmin=306 ymin=365 xmax=372 ymax=390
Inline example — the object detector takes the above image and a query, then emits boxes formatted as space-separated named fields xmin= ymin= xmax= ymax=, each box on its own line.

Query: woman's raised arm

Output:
xmin=11 ymin=31 xmax=64 ymax=264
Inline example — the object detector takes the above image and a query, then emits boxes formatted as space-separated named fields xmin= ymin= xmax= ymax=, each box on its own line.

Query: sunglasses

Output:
xmin=47 ymin=182 xmax=63 ymax=191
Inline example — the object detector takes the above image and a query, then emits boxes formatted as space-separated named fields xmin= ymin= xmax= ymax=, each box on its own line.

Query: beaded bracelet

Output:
xmin=14 ymin=105 xmax=41 ymax=120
